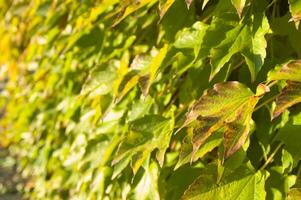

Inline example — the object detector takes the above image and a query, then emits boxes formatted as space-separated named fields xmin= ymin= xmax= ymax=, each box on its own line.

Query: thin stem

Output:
xmin=254 ymin=94 xmax=278 ymax=111
xmin=267 ymin=80 xmax=278 ymax=88
xmin=259 ymin=143 xmax=283 ymax=170
xmin=232 ymin=60 xmax=245 ymax=71
xmin=266 ymin=0 xmax=277 ymax=10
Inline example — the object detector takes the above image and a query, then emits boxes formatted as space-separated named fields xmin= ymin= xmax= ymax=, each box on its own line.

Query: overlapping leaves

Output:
xmin=1 ymin=0 xmax=301 ymax=199
xmin=178 ymin=82 xmax=268 ymax=166
xmin=268 ymin=60 xmax=301 ymax=118
xmin=174 ymin=0 xmax=270 ymax=81
xmin=181 ymin=165 xmax=266 ymax=200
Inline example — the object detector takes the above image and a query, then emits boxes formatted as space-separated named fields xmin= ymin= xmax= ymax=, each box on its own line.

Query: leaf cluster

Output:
xmin=1 ymin=0 xmax=301 ymax=199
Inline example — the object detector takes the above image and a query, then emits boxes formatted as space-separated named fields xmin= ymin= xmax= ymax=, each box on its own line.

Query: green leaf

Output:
xmin=140 ymin=44 xmax=169 ymax=96
xmin=181 ymin=166 xmax=266 ymax=200
xmin=209 ymin=13 xmax=270 ymax=81
xmin=81 ymin=67 xmax=117 ymax=98
xmin=289 ymin=0 xmax=301 ymax=28
xmin=116 ymin=72 xmax=140 ymax=102
xmin=231 ymin=0 xmax=246 ymax=18
xmin=113 ymin=115 xmax=173 ymax=174
xmin=275 ymin=113 xmax=301 ymax=161
xmin=175 ymin=129 xmax=223 ymax=169
xmin=127 ymin=96 xmax=154 ymax=121
xmin=174 ymin=21 xmax=209 ymax=59
xmin=134 ymin=160 xmax=160 ymax=200
xmin=113 ymin=0 xmax=157 ymax=26
xmin=241 ymin=13 xmax=270 ymax=81
xmin=183 ymin=82 xmax=267 ymax=160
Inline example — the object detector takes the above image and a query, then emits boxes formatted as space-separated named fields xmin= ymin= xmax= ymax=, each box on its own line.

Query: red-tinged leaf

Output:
xmin=159 ymin=0 xmax=175 ymax=19
xmin=185 ymin=0 xmax=193 ymax=9
xmin=256 ymin=83 xmax=270 ymax=96
xmin=223 ymin=98 xmax=257 ymax=159
xmin=273 ymin=81 xmax=301 ymax=119
xmin=268 ymin=60 xmax=301 ymax=82
xmin=268 ymin=60 xmax=301 ymax=118
xmin=182 ymin=82 xmax=267 ymax=161
xmin=288 ymin=188 xmax=301 ymax=200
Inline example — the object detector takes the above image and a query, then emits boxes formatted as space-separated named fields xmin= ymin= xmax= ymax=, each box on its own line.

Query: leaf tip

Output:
xmin=255 ymin=84 xmax=270 ymax=97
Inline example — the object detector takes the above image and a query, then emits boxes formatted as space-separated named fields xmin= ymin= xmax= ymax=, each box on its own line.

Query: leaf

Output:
xmin=159 ymin=0 xmax=175 ymax=19
xmin=268 ymin=60 xmax=301 ymax=118
xmin=116 ymin=72 xmax=140 ymax=102
xmin=209 ymin=13 xmax=270 ymax=81
xmin=268 ymin=60 xmax=301 ymax=82
xmin=183 ymin=82 xmax=267 ymax=160
xmin=223 ymin=100 xmax=256 ymax=159
xmin=202 ymin=0 xmax=210 ymax=10
xmin=140 ymin=44 xmax=168 ymax=95
xmin=113 ymin=115 xmax=173 ymax=174
xmin=275 ymin=113 xmax=301 ymax=161
xmin=181 ymin=166 xmax=266 ymax=200
xmin=175 ymin=129 xmax=223 ymax=169
xmin=241 ymin=13 xmax=270 ymax=81
xmin=127 ymin=96 xmax=154 ymax=121
xmin=81 ymin=67 xmax=117 ymax=98
xmin=185 ymin=0 xmax=193 ymax=9
xmin=231 ymin=0 xmax=246 ymax=18
xmin=273 ymin=81 xmax=301 ymax=118
xmin=288 ymin=188 xmax=301 ymax=200
xmin=134 ymin=160 xmax=160 ymax=200
xmin=113 ymin=0 xmax=157 ymax=26
xmin=288 ymin=0 xmax=301 ymax=28
xmin=174 ymin=21 xmax=209 ymax=59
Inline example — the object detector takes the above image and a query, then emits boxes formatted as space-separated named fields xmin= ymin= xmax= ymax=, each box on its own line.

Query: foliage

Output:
xmin=1 ymin=0 xmax=301 ymax=199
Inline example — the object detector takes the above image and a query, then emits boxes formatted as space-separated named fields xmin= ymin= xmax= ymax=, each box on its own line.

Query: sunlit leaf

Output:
xmin=174 ymin=21 xmax=209 ymax=59
xmin=159 ymin=0 xmax=175 ymax=19
xmin=113 ymin=0 xmax=157 ymax=26
xmin=202 ymin=0 xmax=210 ymax=10
xmin=288 ymin=188 xmax=301 ymax=200
xmin=231 ymin=0 xmax=246 ymax=18
xmin=134 ymin=160 xmax=160 ymax=200
xmin=273 ymin=81 xmax=301 ymax=118
xmin=268 ymin=60 xmax=301 ymax=82
xmin=113 ymin=115 xmax=173 ymax=174
xmin=268 ymin=60 xmax=301 ymax=118
xmin=175 ymin=129 xmax=222 ymax=169
xmin=183 ymin=82 xmax=267 ymax=160
xmin=140 ymin=44 xmax=168 ymax=95
xmin=210 ymin=13 xmax=270 ymax=81
xmin=289 ymin=0 xmax=301 ymax=28
xmin=275 ymin=113 xmax=301 ymax=160
xmin=181 ymin=166 xmax=266 ymax=200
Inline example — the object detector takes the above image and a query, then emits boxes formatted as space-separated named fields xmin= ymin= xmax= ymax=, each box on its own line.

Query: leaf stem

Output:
xmin=267 ymin=80 xmax=278 ymax=88
xmin=254 ymin=94 xmax=278 ymax=111
xmin=266 ymin=0 xmax=277 ymax=10
xmin=259 ymin=143 xmax=283 ymax=170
